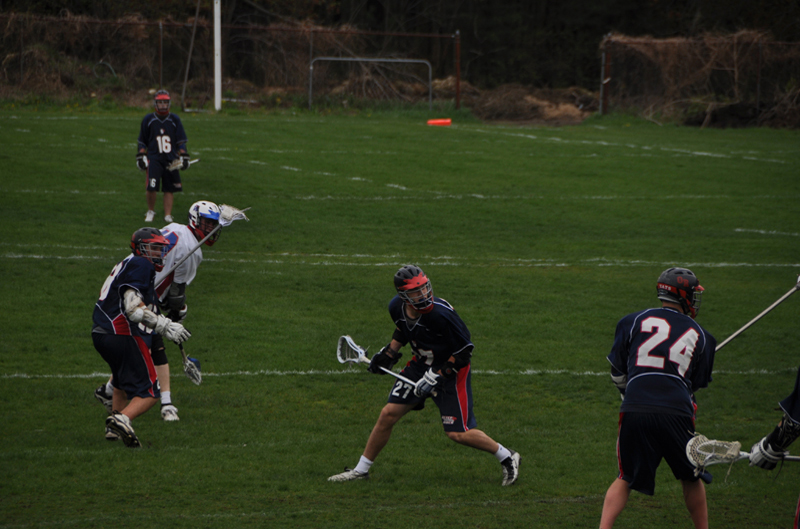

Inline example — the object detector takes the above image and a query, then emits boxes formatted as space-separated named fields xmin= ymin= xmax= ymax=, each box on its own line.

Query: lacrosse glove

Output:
xmin=167 ymin=304 xmax=188 ymax=324
xmin=180 ymin=152 xmax=190 ymax=170
xmin=136 ymin=152 xmax=148 ymax=171
xmin=414 ymin=368 xmax=440 ymax=398
xmin=368 ymin=345 xmax=402 ymax=374
xmin=750 ymin=437 xmax=785 ymax=470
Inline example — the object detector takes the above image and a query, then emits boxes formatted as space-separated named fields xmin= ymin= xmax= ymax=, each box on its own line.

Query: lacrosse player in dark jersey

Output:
xmin=600 ymin=267 xmax=717 ymax=529
xmin=91 ymin=228 xmax=190 ymax=447
xmin=137 ymin=90 xmax=190 ymax=224
xmin=328 ymin=265 xmax=520 ymax=486
xmin=750 ymin=368 xmax=800 ymax=469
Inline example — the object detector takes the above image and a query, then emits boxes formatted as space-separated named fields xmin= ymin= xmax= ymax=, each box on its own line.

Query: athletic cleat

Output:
xmin=501 ymin=450 xmax=521 ymax=486
xmin=328 ymin=467 xmax=369 ymax=482
xmin=94 ymin=384 xmax=113 ymax=414
xmin=105 ymin=426 xmax=120 ymax=441
xmin=161 ymin=404 xmax=180 ymax=422
xmin=105 ymin=413 xmax=141 ymax=448
xmin=145 ymin=210 xmax=155 ymax=222
xmin=164 ymin=215 xmax=174 ymax=223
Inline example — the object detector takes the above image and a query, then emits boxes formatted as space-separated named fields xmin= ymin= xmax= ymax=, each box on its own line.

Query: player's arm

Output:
xmin=161 ymin=282 xmax=188 ymax=323
xmin=367 ymin=329 xmax=406 ymax=374
xmin=123 ymin=288 xmax=190 ymax=343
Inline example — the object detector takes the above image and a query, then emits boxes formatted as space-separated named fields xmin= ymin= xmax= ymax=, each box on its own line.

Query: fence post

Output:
xmin=600 ymin=49 xmax=611 ymax=115
xmin=181 ymin=0 xmax=202 ymax=110
xmin=159 ymin=21 xmax=163 ymax=89
xmin=455 ymin=30 xmax=461 ymax=110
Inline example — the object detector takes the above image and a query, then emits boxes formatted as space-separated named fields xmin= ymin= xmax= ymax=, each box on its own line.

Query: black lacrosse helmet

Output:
xmin=131 ymin=227 xmax=169 ymax=272
xmin=154 ymin=89 xmax=171 ymax=117
xmin=657 ymin=267 xmax=704 ymax=318
xmin=394 ymin=265 xmax=434 ymax=314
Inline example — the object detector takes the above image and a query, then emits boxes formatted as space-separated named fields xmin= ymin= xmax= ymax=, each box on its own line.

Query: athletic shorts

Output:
xmin=616 ymin=411 xmax=707 ymax=495
xmin=92 ymin=332 xmax=160 ymax=400
xmin=386 ymin=360 xmax=477 ymax=433
xmin=145 ymin=158 xmax=183 ymax=193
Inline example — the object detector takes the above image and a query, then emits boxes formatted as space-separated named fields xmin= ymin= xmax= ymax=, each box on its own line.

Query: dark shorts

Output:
xmin=616 ymin=411 xmax=702 ymax=495
xmin=93 ymin=333 xmax=160 ymax=400
xmin=780 ymin=366 xmax=800 ymax=422
xmin=145 ymin=158 xmax=183 ymax=193
xmin=386 ymin=360 xmax=477 ymax=433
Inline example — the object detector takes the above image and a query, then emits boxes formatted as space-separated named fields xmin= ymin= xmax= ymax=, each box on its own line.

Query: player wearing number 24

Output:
xmin=328 ymin=265 xmax=520 ymax=486
xmin=600 ymin=267 xmax=717 ymax=529
xmin=137 ymin=90 xmax=191 ymax=224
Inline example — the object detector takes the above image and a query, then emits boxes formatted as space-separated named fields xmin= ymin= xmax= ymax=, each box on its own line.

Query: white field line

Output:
xmin=2 ymin=367 xmax=795 ymax=380
xmin=735 ymin=228 xmax=800 ymax=237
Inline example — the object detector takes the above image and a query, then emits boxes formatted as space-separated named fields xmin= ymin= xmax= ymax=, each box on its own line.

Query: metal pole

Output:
xmin=455 ymin=30 xmax=461 ymax=110
xmin=159 ymin=21 xmax=163 ymax=89
xmin=214 ymin=0 xmax=222 ymax=111
xmin=599 ymin=51 xmax=606 ymax=115
xmin=601 ymin=49 xmax=611 ymax=115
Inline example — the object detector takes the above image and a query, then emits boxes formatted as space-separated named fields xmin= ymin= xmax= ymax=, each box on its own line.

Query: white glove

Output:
xmin=154 ymin=314 xmax=191 ymax=344
xmin=164 ymin=321 xmax=191 ymax=344
xmin=414 ymin=368 xmax=440 ymax=398
xmin=750 ymin=438 xmax=784 ymax=470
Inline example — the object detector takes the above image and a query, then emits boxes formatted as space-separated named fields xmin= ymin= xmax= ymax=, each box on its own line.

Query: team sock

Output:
xmin=161 ymin=391 xmax=172 ymax=406
xmin=354 ymin=455 xmax=373 ymax=474
xmin=494 ymin=444 xmax=512 ymax=462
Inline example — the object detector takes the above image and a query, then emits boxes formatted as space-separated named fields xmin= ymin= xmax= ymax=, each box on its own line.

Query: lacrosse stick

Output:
xmin=686 ymin=434 xmax=748 ymax=477
xmin=178 ymin=343 xmax=202 ymax=385
xmin=336 ymin=335 xmax=436 ymax=396
xmin=166 ymin=158 xmax=200 ymax=171
xmin=159 ymin=204 xmax=250 ymax=279
xmin=716 ymin=275 xmax=800 ymax=351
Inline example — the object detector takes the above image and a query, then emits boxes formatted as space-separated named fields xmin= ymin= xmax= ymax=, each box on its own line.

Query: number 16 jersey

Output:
xmin=607 ymin=307 xmax=716 ymax=417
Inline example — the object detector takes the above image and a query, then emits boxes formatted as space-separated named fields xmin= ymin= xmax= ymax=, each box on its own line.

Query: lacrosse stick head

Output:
xmin=337 ymin=335 xmax=367 ymax=364
xmin=184 ymin=356 xmax=202 ymax=385
xmin=219 ymin=204 xmax=250 ymax=227
xmin=189 ymin=201 xmax=221 ymax=246
xmin=686 ymin=434 xmax=743 ymax=475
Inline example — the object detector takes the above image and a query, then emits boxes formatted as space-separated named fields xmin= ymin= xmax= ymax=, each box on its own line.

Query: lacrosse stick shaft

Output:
xmin=353 ymin=354 xmax=436 ymax=395
xmin=159 ymin=224 xmax=222 ymax=279
xmin=716 ymin=281 xmax=799 ymax=351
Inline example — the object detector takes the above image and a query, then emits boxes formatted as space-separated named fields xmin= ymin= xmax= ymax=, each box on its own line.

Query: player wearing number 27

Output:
xmin=137 ymin=90 xmax=190 ymax=224
xmin=328 ymin=265 xmax=520 ymax=486
xmin=600 ymin=268 xmax=717 ymax=529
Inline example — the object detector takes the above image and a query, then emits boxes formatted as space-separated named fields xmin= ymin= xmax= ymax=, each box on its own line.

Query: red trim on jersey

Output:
xmin=156 ymin=271 xmax=175 ymax=300
xmin=111 ymin=314 xmax=132 ymax=335
xmin=455 ymin=364 xmax=471 ymax=431
xmin=134 ymin=336 xmax=158 ymax=398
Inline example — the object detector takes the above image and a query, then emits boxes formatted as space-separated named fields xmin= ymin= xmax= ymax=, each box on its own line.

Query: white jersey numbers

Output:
xmin=635 ymin=316 xmax=699 ymax=377
xmin=156 ymin=135 xmax=172 ymax=154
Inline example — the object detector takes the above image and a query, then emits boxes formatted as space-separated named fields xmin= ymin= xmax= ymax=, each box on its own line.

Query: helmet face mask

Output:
xmin=154 ymin=89 xmax=171 ymax=117
xmin=131 ymin=227 xmax=169 ymax=271
xmin=188 ymin=200 xmax=221 ymax=246
xmin=657 ymin=267 xmax=703 ymax=318
xmin=394 ymin=265 xmax=434 ymax=314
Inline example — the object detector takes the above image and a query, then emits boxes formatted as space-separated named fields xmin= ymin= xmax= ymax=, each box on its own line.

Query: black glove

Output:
xmin=180 ymin=152 xmax=190 ymax=170
xmin=136 ymin=152 xmax=147 ymax=171
xmin=368 ymin=345 xmax=402 ymax=374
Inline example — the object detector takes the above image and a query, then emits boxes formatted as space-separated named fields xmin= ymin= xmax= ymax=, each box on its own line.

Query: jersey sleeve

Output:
xmin=607 ymin=314 xmax=633 ymax=374
xmin=137 ymin=116 xmax=149 ymax=151
xmin=688 ymin=328 xmax=717 ymax=392
xmin=173 ymin=115 xmax=188 ymax=150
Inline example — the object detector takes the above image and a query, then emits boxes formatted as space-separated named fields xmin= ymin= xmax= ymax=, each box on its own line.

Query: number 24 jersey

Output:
xmin=607 ymin=307 xmax=717 ymax=417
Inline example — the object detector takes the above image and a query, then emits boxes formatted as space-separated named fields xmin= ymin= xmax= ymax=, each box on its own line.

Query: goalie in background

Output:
xmin=328 ymin=265 xmax=521 ymax=486
xmin=95 ymin=200 xmax=221 ymax=422
xmin=91 ymin=228 xmax=191 ymax=447
xmin=137 ymin=89 xmax=191 ymax=224
xmin=600 ymin=268 xmax=717 ymax=529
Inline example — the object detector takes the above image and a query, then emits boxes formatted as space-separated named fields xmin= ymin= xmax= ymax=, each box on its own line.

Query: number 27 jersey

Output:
xmin=607 ymin=307 xmax=717 ymax=417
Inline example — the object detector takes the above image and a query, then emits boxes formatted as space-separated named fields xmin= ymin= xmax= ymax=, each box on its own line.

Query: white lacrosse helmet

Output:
xmin=188 ymin=200 xmax=221 ymax=246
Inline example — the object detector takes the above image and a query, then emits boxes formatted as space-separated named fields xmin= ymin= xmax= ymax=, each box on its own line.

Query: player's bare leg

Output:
xmin=446 ymin=429 xmax=499 ymax=452
xmin=600 ymin=478 xmax=631 ymax=529
xmin=682 ymin=479 xmax=708 ymax=529
xmin=163 ymin=192 xmax=174 ymax=220
xmin=146 ymin=190 xmax=157 ymax=221
xmin=363 ymin=402 xmax=414 ymax=461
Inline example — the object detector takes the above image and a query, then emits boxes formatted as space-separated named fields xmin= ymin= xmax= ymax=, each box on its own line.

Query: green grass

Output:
xmin=1 ymin=107 xmax=799 ymax=528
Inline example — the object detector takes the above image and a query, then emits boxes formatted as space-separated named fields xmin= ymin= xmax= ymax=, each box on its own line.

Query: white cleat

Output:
xmin=161 ymin=404 xmax=180 ymax=422
xmin=105 ymin=426 xmax=120 ymax=441
xmin=328 ymin=467 xmax=369 ymax=482
xmin=94 ymin=384 xmax=113 ymax=414
xmin=501 ymin=450 xmax=521 ymax=486
xmin=145 ymin=210 xmax=155 ymax=222
xmin=164 ymin=215 xmax=174 ymax=223
xmin=105 ymin=413 xmax=141 ymax=448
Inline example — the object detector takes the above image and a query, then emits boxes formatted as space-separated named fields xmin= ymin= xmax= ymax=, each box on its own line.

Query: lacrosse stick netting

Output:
xmin=686 ymin=434 xmax=748 ymax=477
xmin=219 ymin=204 xmax=250 ymax=227
xmin=337 ymin=335 xmax=369 ymax=364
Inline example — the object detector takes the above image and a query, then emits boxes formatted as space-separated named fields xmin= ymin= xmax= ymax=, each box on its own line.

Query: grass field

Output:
xmin=1 ymin=106 xmax=799 ymax=528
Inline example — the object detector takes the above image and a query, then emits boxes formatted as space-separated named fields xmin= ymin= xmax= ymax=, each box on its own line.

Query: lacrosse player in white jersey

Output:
xmin=328 ymin=265 xmax=520 ymax=486
xmin=95 ymin=200 xmax=221 ymax=422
